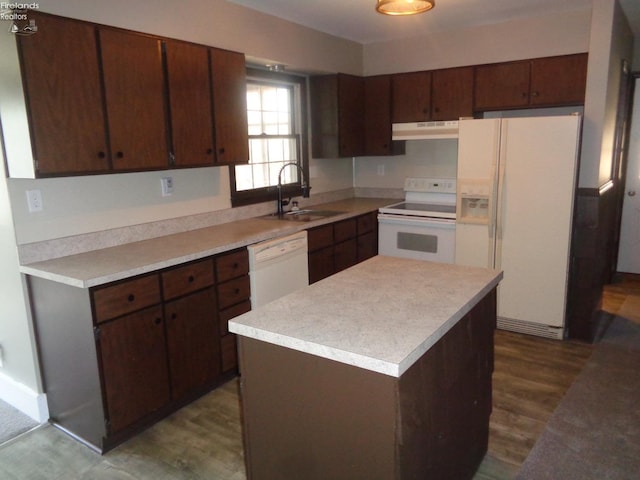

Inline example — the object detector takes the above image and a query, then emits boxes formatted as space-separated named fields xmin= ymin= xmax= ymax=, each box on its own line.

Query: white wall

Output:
xmin=580 ymin=0 xmax=634 ymax=188
xmin=354 ymin=140 xmax=458 ymax=189
xmin=0 ymin=138 xmax=47 ymax=420
xmin=363 ymin=9 xmax=592 ymax=76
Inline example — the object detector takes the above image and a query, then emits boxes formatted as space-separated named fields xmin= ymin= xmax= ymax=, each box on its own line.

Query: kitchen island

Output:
xmin=229 ymin=256 xmax=503 ymax=480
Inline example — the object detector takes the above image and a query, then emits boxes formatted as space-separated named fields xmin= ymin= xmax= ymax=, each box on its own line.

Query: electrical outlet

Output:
xmin=26 ymin=189 xmax=43 ymax=212
xmin=377 ymin=165 xmax=385 ymax=176
xmin=161 ymin=177 xmax=174 ymax=197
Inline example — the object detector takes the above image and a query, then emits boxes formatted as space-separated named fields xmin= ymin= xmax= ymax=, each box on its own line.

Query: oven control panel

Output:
xmin=404 ymin=177 xmax=456 ymax=194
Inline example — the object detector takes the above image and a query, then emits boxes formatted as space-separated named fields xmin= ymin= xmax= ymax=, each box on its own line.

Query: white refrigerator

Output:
xmin=455 ymin=115 xmax=581 ymax=339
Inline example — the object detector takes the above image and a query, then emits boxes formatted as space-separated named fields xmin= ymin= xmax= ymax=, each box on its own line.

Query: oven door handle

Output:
xmin=377 ymin=213 xmax=456 ymax=227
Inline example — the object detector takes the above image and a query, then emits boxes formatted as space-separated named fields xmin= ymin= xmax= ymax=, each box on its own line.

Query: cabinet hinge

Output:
xmin=94 ymin=326 xmax=101 ymax=342
xmin=169 ymin=151 xmax=175 ymax=166
xmin=34 ymin=159 xmax=39 ymax=172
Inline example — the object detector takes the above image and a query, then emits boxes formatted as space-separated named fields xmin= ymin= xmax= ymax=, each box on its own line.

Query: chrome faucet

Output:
xmin=277 ymin=162 xmax=310 ymax=216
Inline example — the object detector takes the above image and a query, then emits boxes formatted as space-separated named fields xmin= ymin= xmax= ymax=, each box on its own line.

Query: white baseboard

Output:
xmin=0 ymin=371 xmax=49 ymax=422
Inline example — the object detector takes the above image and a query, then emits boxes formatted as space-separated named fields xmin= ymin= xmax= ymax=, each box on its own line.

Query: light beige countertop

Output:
xmin=229 ymin=256 xmax=503 ymax=377
xmin=20 ymin=198 xmax=392 ymax=288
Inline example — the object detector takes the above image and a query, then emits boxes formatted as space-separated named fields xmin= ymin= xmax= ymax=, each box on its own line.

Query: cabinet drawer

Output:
xmin=334 ymin=218 xmax=357 ymax=243
xmin=357 ymin=212 xmax=377 ymax=235
xmin=307 ymin=224 xmax=333 ymax=251
xmin=219 ymin=299 xmax=251 ymax=335
xmin=161 ymin=259 xmax=214 ymax=300
xmin=217 ymin=275 xmax=250 ymax=310
xmin=93 ymin=275 xmax=161 ymax=323
xmin=216 ymin=249 xmax=249 ymax=283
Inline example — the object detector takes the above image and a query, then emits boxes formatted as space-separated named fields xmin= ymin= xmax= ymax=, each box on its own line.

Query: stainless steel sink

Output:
xmin=262 ymin=209 xmax=345 ymax=222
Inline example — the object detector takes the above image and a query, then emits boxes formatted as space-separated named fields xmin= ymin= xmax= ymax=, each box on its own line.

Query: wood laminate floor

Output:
xmin=3 ymin=277 xmax=636 ymax=479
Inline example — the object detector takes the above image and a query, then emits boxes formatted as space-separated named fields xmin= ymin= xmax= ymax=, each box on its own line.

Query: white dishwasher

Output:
xmin=248 ymin=231 xmax=309 ymax=308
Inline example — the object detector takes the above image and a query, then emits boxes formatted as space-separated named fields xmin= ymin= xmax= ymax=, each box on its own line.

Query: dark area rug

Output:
xmin=516 ymin=317 xmax=640 ymax=479
xmin=0 ymin=400 xmax=39 ymax=445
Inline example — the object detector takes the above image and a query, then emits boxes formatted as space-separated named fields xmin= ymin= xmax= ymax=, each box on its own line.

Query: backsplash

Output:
xmin=19 ymin=188 xmax=368 ymax=264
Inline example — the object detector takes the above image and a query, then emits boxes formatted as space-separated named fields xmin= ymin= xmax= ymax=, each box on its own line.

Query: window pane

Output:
xmin=235 ymin=78 xmax=301 ymax=193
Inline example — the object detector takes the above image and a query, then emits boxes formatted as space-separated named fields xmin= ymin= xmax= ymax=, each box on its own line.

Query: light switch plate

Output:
xmin=161 ymin=177 xmax=174 ymax=197
xmin=26 ymin=189 xmax=43 ymax=212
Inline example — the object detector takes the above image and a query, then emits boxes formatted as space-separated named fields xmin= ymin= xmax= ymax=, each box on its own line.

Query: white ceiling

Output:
xmin=225 ymin=0 xmax=640 ymax=45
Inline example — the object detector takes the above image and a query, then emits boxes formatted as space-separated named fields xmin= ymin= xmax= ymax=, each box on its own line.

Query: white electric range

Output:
xmin=378 ymin=178 xmax=457 ymax=263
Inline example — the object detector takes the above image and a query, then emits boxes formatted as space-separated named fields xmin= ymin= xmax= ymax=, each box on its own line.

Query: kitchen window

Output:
xmin=230 ymin=68 xmax=309 ymax=207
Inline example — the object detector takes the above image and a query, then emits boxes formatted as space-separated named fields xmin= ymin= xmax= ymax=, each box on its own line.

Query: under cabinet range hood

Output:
xmin=392 ymin=120 xmax=459 ymax=140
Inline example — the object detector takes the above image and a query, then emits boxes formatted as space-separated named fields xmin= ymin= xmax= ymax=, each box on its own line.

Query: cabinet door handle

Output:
xmin=171 ymin=313 xmax=177 ymax=320
xmin=218 ymin=147 xmax=225 ymax=154
xmin=116 ymin=151 xmax=124 ymax=159
xmin=233 ymin=262 xmax=239 ymax=269
xmin=97 ymin=151 xmax=106 ymax=159
xmin=154 ymin=317 xmax=162 ymax=325
xmin=188 ymin=275 xmax=195 ymax=283
xmin=206 ymin=148 xmax=213 ymax=155
xmin=127 ymin=294 xmax=135 ymax=302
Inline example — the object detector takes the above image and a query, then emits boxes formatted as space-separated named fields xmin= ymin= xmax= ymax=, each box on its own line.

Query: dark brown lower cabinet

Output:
xmin=308 ymin=211 xmax=378 ymax=284
xmin=99 ymin=306 xmax=171 ymax=434
xmin=164 ymin=288 xmax=220 ymax=401
xmin=28 ymin=248 xmax=249 ymax=453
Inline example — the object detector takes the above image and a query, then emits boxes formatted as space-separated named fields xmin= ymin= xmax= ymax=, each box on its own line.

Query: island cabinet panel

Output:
xmin=238 ymin=288 xmax=497 ymax=480
xmin=16 ymin=12 xmax=110 ymax=176
xmin=210 ymin=48 xmax=250 ymax=164
xmin=28 ymin=248 xmax=250 ymax=453
xmin=99 ymin=28 xmax=169 ymax=171
xmin=164 ymin=40 xmax=216 ymax=168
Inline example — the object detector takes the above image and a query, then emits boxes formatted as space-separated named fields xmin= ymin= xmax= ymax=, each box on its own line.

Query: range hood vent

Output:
xmin=392 ymin=120 xmax=459 ymax=140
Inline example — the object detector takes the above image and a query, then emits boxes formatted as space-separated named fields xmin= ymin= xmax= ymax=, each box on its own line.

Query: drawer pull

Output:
xmin=233 ymin=262 xmax=239 ymax=269
xmin=127 ymin=294 xmax=135 ymax=302
xmin=154 ymin=317 xmax=162 ymax=325
xmin=171 ymin=313 xmax=177 ymax=320
xmin=188 ymin=275 xmax=195 ymax=283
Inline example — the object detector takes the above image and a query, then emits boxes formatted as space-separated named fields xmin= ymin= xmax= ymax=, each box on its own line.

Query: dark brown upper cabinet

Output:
xmin=392 ymin=71 xmax=431 ymax=123
xmin=210 ymin=48 xmax=250 ymax=164
xmin=9 ymin=12 xmax=249 ymax=177
xmin=363 ymin=75 xmax=394 ymax=156
xmin=99 ymin=28 xmax=169 ymax=171
xmin=392 ymin=67 xmax=473 ymax=123
xmin=529 ymin=54 xmax=588 ymax=107
xmin=17 ymin=12 xmax=110 ymax=176
xmin=310 ymin=74 xmax=365 ymax=158
xmin=430 ymin=66 xmax=474 ymax=121
xmin=474 ymin=53 xmax=588 ymax=111
xmin=164 ymin=40 xmax=216 ymax=168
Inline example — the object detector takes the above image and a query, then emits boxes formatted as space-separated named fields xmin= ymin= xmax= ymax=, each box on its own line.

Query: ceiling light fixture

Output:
xmin=376 ymin=0 xmax=435 ymax=16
